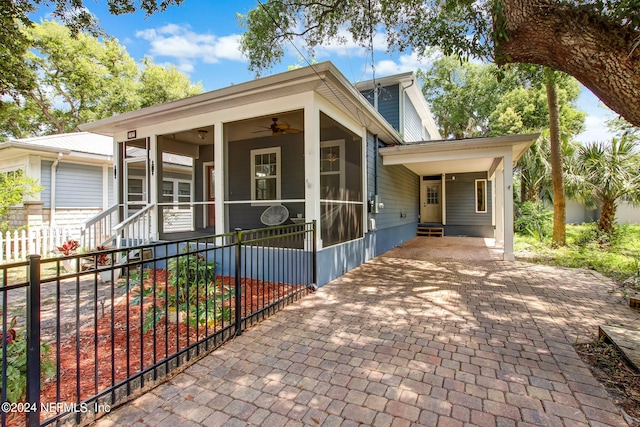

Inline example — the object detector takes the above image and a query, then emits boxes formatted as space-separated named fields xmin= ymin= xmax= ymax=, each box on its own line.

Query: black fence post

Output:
xmin=312 ymin=220 xmax=317 ymax=287
xmin=26 ymin=254 xmax=41 ymax=427
xmin=234 ymin=229 xmax=242 ymax=336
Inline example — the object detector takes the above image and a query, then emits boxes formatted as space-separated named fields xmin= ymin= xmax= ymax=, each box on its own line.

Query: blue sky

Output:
xmin=33 ymin=0 xmax=614 ymax=142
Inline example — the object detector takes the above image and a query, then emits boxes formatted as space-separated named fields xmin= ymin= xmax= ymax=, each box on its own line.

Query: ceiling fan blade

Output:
xmin=285 ymin=128 xmax=302 ymax=134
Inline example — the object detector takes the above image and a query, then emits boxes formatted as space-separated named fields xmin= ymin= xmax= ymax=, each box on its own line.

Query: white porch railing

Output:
xmin=80 ymin=204 xmax=121 ymax=250
xmin=0 ymin=227 xmax=72 ymax=263
xmin=113 ymin=203 xmax=155 ymax=248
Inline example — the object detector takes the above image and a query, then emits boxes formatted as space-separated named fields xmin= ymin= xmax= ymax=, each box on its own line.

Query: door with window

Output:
xmin=420 ymin=179 xmax=442 ymax=223
xmin=123 ymin=139 xmax=149 ymax=218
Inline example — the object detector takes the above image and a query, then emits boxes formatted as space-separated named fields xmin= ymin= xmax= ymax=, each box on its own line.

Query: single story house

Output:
xmin=79 ymin=61 xmax=537 ymax=285
xmin=0 ymin=132 xmax=115 ymax=233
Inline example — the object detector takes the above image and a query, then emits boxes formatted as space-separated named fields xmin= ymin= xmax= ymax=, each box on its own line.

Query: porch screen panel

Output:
xmin=319 ymin=112 xmax=363 ymax=247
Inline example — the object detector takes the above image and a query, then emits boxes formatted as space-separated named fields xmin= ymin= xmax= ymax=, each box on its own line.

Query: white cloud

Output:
xmin=311 ymin=29 xmax=388 ymax=58
xmin=576 ymin=114 xmax=614 ymax=144
xmin=371 ymin=52 xmax=436 ymax=76
xmin=135 ymin=24 xmax=246 ymax=72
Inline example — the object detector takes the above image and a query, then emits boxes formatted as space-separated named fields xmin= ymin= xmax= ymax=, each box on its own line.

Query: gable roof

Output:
xmin=79 ymin=61 xmax=403 ymax=144
xmin=2 ymin=132 xmax=113 ymax=157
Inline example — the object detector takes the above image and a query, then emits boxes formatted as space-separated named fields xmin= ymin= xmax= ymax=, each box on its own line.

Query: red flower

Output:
xmin=57 ymin=239 xmax=80 ymax=256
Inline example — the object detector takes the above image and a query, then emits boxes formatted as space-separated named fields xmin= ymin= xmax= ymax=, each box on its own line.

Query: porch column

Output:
xmin=214 ymin=122 xmax=224 ymax=235
xmin=149 ymin=135 xmax=159 ymax=241
xmin=304 ymin=105 xmax=321 ymax=250
xmin=495 ymin=161 xmax=504 ymax=248
xmin=503 ymin=151 xmax=514 ymax=261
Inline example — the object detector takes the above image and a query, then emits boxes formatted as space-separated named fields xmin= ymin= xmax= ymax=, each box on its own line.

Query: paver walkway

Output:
xmin=95 ymin=237 xmax=639 ymax=427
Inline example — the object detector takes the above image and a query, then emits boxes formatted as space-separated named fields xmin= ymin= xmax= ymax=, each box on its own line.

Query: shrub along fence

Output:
xmin=1 ymin=222 xmax=316 ymax=427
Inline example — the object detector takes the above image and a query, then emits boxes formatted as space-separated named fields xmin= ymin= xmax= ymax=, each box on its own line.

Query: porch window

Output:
xmin=0 ymin=168 xmax=27 ymax=207
xmin=319 ymin=112 xmax=363 ymax=248
xmin=162 ymin=179 xmax=192 ymax=209
xmin=475 ymin=179 xmax=487 ymax=213
xmin=251 ymin=147 xmax=281 ymax=201
xmin=320 ymin=140 xmax=345 ymax=199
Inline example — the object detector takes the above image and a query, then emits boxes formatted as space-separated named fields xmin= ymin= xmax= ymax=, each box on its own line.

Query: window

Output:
xmin=426 ymin=185 xmax=439 ymax=205
xmin=251 ymin=147 xmax=281 ymax=201
xmin=162 ymin=179 xmax=192 ymax=209
xmin=475 ymin=179 xmax=487 ymax=213
xmin=320 ymin=140 xmax=345 ymax=199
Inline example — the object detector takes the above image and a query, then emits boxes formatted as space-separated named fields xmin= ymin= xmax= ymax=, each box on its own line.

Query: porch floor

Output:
xmin=95 ymin=237 xmax=637 ymax=427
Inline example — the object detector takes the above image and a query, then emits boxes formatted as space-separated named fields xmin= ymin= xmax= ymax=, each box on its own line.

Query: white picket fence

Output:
xmin=0 ymin=227 xmax=75 ymax=264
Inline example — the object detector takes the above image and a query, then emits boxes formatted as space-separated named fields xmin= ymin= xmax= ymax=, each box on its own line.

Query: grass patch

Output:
xmin=515 ymin=223 xmax=640 ymax=283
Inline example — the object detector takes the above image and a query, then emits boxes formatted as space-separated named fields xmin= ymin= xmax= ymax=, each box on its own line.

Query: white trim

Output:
xmin=224 ymin=199 xmax=305 ymax=205
xmin=441 ymin=173 xmax=447 ymax=225
xmin=250 ymin=146 xmax=281 ymax=202
xmin=203 ymin=161 xmax=215 ymax=228
xmin=320 ymin=139 xmax=345 ymax=195
xmin=475 ymin=179 xmax=488 ymax=213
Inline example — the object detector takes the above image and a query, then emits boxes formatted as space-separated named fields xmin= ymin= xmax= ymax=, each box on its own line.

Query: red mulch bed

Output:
xmin=6 ymin=272 xmax=303 ymax=426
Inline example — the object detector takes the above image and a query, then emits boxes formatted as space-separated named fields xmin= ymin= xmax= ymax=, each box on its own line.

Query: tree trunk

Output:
xmin=498 ymin=0 xmax=640 ymax=127
xmin=545 ymin=68 xmax=566 ymax=247
xmin=598 ymin=199 xmax=617 ymax=234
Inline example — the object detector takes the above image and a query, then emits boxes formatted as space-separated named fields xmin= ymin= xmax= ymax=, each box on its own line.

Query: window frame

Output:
xmin=319 ymin=139 xmax=346 ymax=199
xmin=161 ymin=178 xmax=192 ymax=209
xmin=250 ymin=147 xmax=281 ymax=202
xmin=475 ymin=179 xmax=488 ymax=213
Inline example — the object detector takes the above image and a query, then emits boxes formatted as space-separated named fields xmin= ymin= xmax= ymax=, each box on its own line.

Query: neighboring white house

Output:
xmin=0 ymin=132 xmax=114 ymax=233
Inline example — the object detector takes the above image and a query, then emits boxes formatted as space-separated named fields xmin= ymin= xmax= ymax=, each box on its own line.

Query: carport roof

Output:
xmin=379 ymin=133 xmax=538 ymax=176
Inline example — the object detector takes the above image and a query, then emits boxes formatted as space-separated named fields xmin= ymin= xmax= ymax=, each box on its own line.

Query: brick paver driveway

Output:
xmin=96 ymin=237 xmax=639 ymax=427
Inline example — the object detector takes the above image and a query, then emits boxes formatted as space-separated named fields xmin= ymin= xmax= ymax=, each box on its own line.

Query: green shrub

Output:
xmin=1 ymin=317 xmax=55 ymax=403
xmin=515 ymin=201 xmax=553 ymax=241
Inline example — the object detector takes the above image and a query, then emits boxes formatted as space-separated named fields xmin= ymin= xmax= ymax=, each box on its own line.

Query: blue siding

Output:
xmin=41 ymin=160 xmax=52 ymax=208
xmin=56 ymin=162 xmax=103 ymax=207
xmin=445 ymin=172 xmax=492 ymax=228
xmin=377 ymin=84 xmax=400 ymax=130
xmin=403 ymin=93 xmax=422 ymax=142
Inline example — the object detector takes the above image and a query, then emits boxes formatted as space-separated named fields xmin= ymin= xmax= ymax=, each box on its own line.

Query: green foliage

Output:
xmin=418 ymin=55 xmax=518 ymax=138
xmin=565 ymin=138 xmax=640 ymax=232
xmin=1 ymin=0 xmax=184 ymax=97
xmin=138 ymin=57 xmax=203 ymax=108
xmin=515 ymin=224 xmax=640 ymax=283
xmin=1 ymin=21 xmax=202 ymax=140
xmin=0 ymin=318 xmax=56 ymax=403
xmin=0 ymin=170 xmax=43 ymax=225
xmin=130 ymin=245 xmax=234 ymax=333
xmin=515 ymin=201 xmax=553 ymax=241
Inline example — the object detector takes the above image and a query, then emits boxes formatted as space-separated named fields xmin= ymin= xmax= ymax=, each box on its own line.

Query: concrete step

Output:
xmin=417 ymin=227 xmax=444 ymax=237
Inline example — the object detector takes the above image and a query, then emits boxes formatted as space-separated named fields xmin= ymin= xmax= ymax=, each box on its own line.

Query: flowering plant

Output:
xmin=95 ymin=245 xmax=112 ymax=266
xmin=57 ymin=239 xmax=79 ymax=256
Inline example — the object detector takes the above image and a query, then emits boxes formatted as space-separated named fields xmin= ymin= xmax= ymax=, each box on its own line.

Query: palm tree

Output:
xmin=567 ymin=138 xmax=640 ymax=233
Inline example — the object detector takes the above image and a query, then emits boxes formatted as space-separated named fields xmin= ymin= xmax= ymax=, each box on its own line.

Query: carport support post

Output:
xmin=503 ymin=152 xmax=515 ymax=261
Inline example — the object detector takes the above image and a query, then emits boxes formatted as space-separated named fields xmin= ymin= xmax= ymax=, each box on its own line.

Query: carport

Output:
xmin=379 ymin=134 xmax=538 ymax=260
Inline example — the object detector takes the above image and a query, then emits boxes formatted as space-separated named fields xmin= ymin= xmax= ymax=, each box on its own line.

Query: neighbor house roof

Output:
xmin=1 ymin=132 xmax=113 ymax=159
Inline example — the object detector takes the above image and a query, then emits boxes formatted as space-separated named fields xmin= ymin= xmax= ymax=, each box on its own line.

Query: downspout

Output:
xmin=50 ymin=153 xmax=62 ymax=226
xmin=374 ymin=135 xmax=379 ymax=195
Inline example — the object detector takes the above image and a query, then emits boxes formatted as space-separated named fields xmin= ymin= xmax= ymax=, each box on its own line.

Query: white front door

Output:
xmin=420 ymin=179 xmax=442 ymax=223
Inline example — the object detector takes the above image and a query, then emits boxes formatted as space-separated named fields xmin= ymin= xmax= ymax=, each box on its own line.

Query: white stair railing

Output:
xmin=113 ymin=204 xmax=155 ymax=248
xmin=80 ymin=204 xmax=121 ymax=250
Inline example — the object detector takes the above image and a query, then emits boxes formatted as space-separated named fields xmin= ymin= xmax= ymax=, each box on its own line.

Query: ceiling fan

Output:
xmin=254 ymin=118 xmax=303 ymax=136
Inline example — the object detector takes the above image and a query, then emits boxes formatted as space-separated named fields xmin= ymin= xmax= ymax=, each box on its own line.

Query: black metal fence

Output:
xmin=1 ymin=222 xmax=316 ymax=427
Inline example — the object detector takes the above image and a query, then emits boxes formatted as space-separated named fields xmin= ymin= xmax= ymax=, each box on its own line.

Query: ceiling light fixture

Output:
xmin=197 ymin=130 xmax=208 ymax=140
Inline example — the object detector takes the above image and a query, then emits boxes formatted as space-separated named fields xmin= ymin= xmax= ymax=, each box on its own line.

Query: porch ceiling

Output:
xmin=379 ymin=133 xmax=538 ymax=176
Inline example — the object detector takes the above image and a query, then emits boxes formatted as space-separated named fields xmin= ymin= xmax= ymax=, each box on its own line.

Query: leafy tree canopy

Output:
xmin=238 ymin=0 xmax=640 ymax=126
xmin=1 ymin=0 xmax=184 ymax=96
xmin=0 ymin=21 xmax=202 ymax=140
